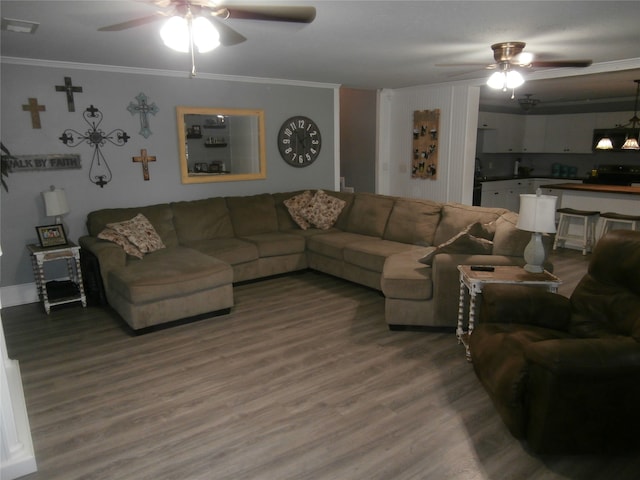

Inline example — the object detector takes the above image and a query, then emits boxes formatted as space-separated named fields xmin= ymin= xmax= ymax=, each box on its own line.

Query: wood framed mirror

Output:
xmin=177 ymin=107 xmax=266 ymax=183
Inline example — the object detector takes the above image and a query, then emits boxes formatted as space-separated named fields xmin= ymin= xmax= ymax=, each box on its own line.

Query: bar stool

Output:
xmin=599 ymin=212 xmax=640 ymax=239
xmin=553 ymin=208 xmax=600 ymax=255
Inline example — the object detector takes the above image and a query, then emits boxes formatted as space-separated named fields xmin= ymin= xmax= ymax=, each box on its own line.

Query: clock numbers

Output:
xmin=278 ymin=116 xmax=321 ymax=168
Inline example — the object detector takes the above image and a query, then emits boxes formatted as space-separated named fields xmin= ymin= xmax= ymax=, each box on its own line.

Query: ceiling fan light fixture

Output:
xmin=514 ymin=51 xmax=534 ymax=66
xmin=192 ymin=17 xmax=219 ymax=53
xmin=161 ymin=16 xmax=190 ymax=52
xmin=487 ymin=69 xmax=524 ymax=90
xmin=160 ymin=15 xmax=219 ymax=54
xmin=506 ymin=70 xmax=524 ymax=89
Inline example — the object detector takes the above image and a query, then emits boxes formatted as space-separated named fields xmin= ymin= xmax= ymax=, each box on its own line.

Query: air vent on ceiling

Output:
xmin=1 ymin=17 xmax=39 ymax=34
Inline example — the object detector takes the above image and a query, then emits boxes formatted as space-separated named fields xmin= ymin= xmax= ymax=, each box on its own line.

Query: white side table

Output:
xmin=27 ymin=241 xmax=87 ymax=314
xmin=457 ymin=265 xmax=561 ymax=361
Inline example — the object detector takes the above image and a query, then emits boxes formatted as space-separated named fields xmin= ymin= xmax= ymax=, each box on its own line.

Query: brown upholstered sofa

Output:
xmin=79 ymin=190 xmax=534 ymax=331
xmin=469 ymin=230 xmax=640 ymax=454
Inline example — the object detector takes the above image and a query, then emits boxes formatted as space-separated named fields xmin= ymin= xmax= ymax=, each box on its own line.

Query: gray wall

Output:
xmin=1 ymin=62 xmax=337 ymax=289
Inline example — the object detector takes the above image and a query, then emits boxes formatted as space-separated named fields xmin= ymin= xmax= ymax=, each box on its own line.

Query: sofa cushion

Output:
xmin=108 ymin=246 xmax=233 ymax=304
xmin=344 ymin=239 xmax=420 ymax=273
xmin=106 ymin=214 xmax=166 ymax=254
xmin=98 ymin=228 xmax=144 ymax=259
xmin=171 ymin=197 xmax=234 ymax=243
xmin=381 ymin=248 xmax=434 ymax=300
xmin=226 ymin=193 xmax=278 ymax=236
xmin=433 ymin=203 xmax=507 ymax=246
xmin=283 ymin=190 xmax=314 ymax=229
xmin=241 ymin=232 xmax=306 ymax=258
xmin=419 ymin=223 xmax=494 ymax=266
xmin=300 ymin=190 xmax=346 ymax=230
xmin=383 ymin=198 xmax=442 ymax=246
xmin=87 ymin=204 xmax=179 ymax=248
xmin=346 ymin=192 xmax=395 ymax=237
xmin=492 ymin=211 xmax=544 ymax=257
xmin=306 ymin=231 xmax=372 ymax=260
xmin=181 ymin=238 xmax=258 ymax=266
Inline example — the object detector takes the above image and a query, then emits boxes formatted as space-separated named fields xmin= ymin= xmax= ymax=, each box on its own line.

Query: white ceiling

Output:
xmin=2 ymin=1 xmax=640 ymax=113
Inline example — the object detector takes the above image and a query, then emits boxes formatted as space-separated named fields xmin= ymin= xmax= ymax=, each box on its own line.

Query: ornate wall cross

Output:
xmin=132 ymin=149 xmax=156 ymax=181
xmin=55 ymin=76 xmax=83 ymax=112
xmin=22 ymin=98 xmax=46 ymax=128
xmin=59 ymin=105 xmax=130 ymax=187
xmin=127 ymin=92 xmax=158 ymax=138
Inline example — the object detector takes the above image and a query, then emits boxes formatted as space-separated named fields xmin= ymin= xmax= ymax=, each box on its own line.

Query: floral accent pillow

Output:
xmin=106 ymin=213 xmax=165 ymax=254
xmin=300 ymin=190 xmax=346 ymax=230
xmin=98 ymin=228 xmax=144 ymax=259
xmin=419 ymin=222 xmax=493 ymax=266
xmin=284 ymin=190 xmax=314 ymax=230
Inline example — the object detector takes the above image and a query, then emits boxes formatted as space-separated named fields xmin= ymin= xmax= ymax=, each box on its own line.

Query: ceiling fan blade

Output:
xmin=435 ymin=63 xmax=490 ymax=67
xmin=224 ymin=5 xmax=316 ymax=23
xmin=209 ymin=17 xmax=247 ymax=46
xmin=98 ymin=14 xmax=163 ymax=31
xmin=529 ymin=59 xmax=593 ymax=68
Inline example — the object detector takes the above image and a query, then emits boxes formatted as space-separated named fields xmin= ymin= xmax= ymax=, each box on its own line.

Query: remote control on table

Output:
xmin=470 ymin=265 xmax=495 ymax=272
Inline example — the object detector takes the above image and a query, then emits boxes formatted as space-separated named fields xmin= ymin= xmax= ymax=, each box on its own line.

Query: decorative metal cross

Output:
xmin=127 ymin=92 xmax=159 ymax=138
xmin=132 ymin=149 xmax=156 ymax=181
xmin=22 ymin=98 xmax=46 ymax=128
xmin=55 ymin=77 xmax=83 ymax=112
xmin=59 ymin=105 xmax=130 ymax=188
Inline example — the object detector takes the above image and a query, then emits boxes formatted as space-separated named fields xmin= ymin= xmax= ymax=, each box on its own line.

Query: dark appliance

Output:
xmin=583 ymin=164 xmax=640 ymax=186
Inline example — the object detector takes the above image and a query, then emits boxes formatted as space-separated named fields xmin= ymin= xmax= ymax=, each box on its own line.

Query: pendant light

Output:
xmin=596 ymin=79 xmax=640 ymax=150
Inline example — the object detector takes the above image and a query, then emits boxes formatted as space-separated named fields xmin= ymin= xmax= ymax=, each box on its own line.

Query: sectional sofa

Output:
xmin=79 ymin=190 xmax=536 ymax=332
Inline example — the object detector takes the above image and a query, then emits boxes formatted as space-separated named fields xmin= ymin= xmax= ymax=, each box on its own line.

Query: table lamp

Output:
xmin=42 ymin=185 xmax=69 ymax=230
xmin=517 ymin=189 xmax=557 ymax=273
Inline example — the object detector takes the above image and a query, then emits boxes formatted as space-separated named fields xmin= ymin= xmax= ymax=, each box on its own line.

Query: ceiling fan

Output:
xmin=98 ymin=0 xmax=317 ymax=47
xmin=438 ymin=42 xmax=592 ymax=95
xmin=438 ymin=42 xmax=592 ymax=71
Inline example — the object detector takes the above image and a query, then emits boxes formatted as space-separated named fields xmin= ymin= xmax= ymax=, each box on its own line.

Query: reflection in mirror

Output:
xmin=177 ymin=107 xmax=266 ymax=183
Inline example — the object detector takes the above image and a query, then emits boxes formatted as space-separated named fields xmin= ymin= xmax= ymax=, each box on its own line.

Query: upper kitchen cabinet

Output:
xmin=478 ymin=112 xmax=524 ymax=153
xmin=543 ymin=114 xmax=595 ymax=153
xmin=478 ymin=111 xmax=599 ymax=154
xmin=521 ymin=116 xmax=546 ymax=152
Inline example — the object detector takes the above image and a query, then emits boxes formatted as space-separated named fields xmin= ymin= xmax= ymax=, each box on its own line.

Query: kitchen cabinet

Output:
xmin=479 ymin=112 xmax=524 ymax=153
xmin=477 ymin=111 xmax=623 ymax=154
xmin=543 ymin=114 xmax=595 ymax=153
xmin=481 ymin=178 xmax=532 ymax=211
xmin=521 ymin=116 xmax=546 ymax=152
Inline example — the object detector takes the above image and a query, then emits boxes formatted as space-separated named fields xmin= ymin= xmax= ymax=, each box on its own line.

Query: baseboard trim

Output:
xmin=0 ymin=283 xmax=38 ymax=308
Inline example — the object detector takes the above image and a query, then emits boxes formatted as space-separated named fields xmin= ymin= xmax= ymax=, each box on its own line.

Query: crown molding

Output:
xmin=0 ymin=56 xmax=341 ymax=90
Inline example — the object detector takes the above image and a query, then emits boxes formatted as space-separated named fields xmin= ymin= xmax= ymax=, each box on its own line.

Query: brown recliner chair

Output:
xmin=469 ymin=229 xmax=640 ymax=454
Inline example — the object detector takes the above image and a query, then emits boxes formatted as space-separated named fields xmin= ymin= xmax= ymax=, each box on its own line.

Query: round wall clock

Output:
xmin=277 ymin=116 xmax=322 ymax=167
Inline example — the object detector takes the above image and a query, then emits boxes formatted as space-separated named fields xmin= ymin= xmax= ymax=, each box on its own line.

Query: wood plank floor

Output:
xmin=3 ymin=249 xmax=638 ymax=480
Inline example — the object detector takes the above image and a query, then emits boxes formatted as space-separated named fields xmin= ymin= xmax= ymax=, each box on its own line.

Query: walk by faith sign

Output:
xmin=3 ymin=154 xmax=81 ymax=171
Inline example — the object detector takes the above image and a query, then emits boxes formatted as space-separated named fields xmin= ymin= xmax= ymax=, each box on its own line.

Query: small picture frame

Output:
xmin=36 ymin=224 xmax=68 ymax=248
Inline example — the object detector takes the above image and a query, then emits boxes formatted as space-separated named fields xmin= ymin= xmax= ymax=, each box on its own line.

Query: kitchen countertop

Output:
xmin=540 ymin=183 xmax=640 ymax=196
xmin=476 ymin=175 xmax=584 ymax=183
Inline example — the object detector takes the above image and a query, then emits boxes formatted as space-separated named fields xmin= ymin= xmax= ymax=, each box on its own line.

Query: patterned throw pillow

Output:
xmin=284 ymin=190 xmax=314 ymax=229
xmin=98 ymin=228 xmax=144 ymax=259
xmin=300 ymin=190 xmax=346 ymax=230
xmin=106 ymin=213 xmax=166 ymax=254
xmin=419 ymin=222 xmax=493 ymax=266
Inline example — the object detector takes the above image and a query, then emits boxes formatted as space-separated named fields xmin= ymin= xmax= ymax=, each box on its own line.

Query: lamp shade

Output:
xmin=517 ymin=192 xmax=557 ymax=234
xmin=42 ymin=188 xmax=69 ymax=218
xmin=595 ymin=136 xmax=614 ymax=150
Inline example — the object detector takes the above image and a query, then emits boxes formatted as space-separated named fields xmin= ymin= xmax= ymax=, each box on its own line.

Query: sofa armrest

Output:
xmin=479 ymin=283 xmax=571 ymax=331
xmin=78 ymin=235 xmax=126 ymax=290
